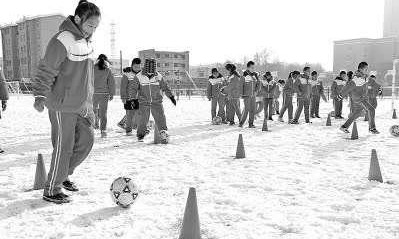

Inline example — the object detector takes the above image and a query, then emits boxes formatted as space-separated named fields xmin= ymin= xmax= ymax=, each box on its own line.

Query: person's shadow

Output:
xmin=70 ymin=206 xmax=125 ymax=227
xmin=0 ymin=198 xmax=50 ymax=220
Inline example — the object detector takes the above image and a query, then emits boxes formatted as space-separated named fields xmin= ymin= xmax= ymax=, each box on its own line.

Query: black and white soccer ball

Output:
xmin=159 ymin=130 xmax=169 ymax=144
xmin=110 ymin=177 xmax=139 ymax=208
xmin=212 ymin=116 xmax=222 ymax=125
xmin=390 ymin=125 xmax=399 ymax=137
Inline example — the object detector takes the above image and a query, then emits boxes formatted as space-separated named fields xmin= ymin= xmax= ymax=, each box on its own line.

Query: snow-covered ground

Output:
xmin=1 ymin=95 xmax=399 ymax=239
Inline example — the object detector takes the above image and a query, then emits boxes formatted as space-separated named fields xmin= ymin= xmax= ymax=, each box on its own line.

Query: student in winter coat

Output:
xmin=273 ymin=79 xmax=284 ymax=115
xmin=221 ymin=63 xmax=243 ymax=125
xmin=331 ymin=71 xmax=347 ymax=119
xmin=291 ymin=67 xmax=312 ymax=124
xmin=207 ymin=68 xmax=227 ymax=123
xmin=93 ymin=54 xmax=115 ymax=137
xmin=120 ymin=58 xmax=141 ymax=135
xmin=31 ymin=0 xmax=101 ymax=204
xmin=337 ymin=62 xmax=379 ymax=134
xmin=239 ymin=61 xmax=259 ymax=128
xmin=279 ymin=71 xmax=298 ymax=122
xmin=128 ymin=58 xmax=176 ymax=142
xmin=364 ymin=75 xmax=381 ymax=121
xmin=346 ymin=71 xmax=354 ymax=115
xmin=310 ymin=71 xmax=327 ymax=118
xmin=0 ymin=68 xmax=9 ymax=154
xmin=260 ymin=71 xmax=277 ymax=121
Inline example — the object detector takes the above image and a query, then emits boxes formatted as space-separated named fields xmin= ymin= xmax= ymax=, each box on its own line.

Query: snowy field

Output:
xmin=1 ymin=95 xmax=399 ymax=239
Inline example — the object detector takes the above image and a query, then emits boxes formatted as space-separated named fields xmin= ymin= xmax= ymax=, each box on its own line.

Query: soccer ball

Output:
xmin=212 ymin=116 xmax=222 ymax=125
xmin=159 ymin=130 xmax=169 ymax=144
xmin=390 ymin=125 xmax=399 ymax=137
xmin=110 ymin=177 xmax=139 ymax=208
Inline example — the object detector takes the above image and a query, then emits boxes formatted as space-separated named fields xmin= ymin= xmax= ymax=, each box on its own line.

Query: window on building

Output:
xmin=155 ymin=53 xmax=160 ymax=58
xmin=164 ymin=54 xmax=169 ymax=58
xmin=181 ymin=55 xmax=185 ymax=59
xmin=157 ymin=63 xmax=161 ymax=67
xmin=165 ymin=63 xmax=169 ymax=67
xmin=174 ymin=54 xmax=178 ymax=58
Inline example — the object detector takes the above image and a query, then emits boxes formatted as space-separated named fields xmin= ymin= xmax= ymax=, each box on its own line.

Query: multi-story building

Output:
xmin=1 ymin=14 xmax=65 ymax=81
xmin=1 ymin=24 xmax=19 ymax=80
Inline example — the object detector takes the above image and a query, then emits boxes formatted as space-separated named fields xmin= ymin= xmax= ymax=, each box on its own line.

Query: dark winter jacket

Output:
xmin=340 ymin=71 xmax=368 ymax=103
xmin=242 ymin=70 xmax=260 ymax=98
xmin=94 ymin=65 xmax=115 ymax=95
xmin=310 ymin=79 xmax=324 ymax=96
xmin=0 ymin=69 xmax=9 ymax=101
xmin=331 ymin=77 xmax=345 ymax=98
xmin=120 ymin=71 xmax=140 ymax=100
xmin=128 ymin=72 xmax=173 ymax=104
xmin=274 ymin=84 xmax=281 ymax=99
xmin=282 ymin=77 xmax=295 ymax=97
xmin=259 ymin=76 xmax=277 ymax=99
xmin=207 ymin=73 xmax=225 ymax=99
xmin=294 ymin=74 xmax=312 ymax=99
xmin=221 ymin=72 xmax=243 ymax=100
xmin=367 ymin=77 xmax=381 ymax=99
xmin=31 ymin=16 xmax=95 ymax=115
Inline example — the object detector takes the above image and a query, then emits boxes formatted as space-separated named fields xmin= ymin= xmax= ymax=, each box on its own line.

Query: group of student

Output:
xmin=206 ymin=61 xmax=381 ymax=134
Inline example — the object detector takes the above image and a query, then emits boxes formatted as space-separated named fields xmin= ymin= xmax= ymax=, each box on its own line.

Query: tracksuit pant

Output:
xmin=364 ymin=98 xmax=377 ymax=121
xmin=137 ymin=102 xmax=167 ymax=138
xmin=255 ymin=98 xmax=264 ymax=117
xmin=263 ymin=98 xmax=274 ymax=119
xmin=125 ymin=110 xmax=138 ymax=133
xmin=93 ymin=93 xmax=109 ymax=131
xmin=273 ymin=99 xmax=280 ymax=115
xmin=294 ymin=98 xmax=310 ymax=122
xmin=240 ymin=96 xmax=256 ymax=126
xmin=333 ymin=98 xmax=343 ymax=117
xmin=44 ymin=111 xmax=94 ymax=196
xmin=279 ymin=95 xmax=293 ymax=120
xmin=343 ymin=100 xmax=376 ymax=130
xmin=310 ymin=95 xmax=321 ymax=117
xmin=211 ymin=96 xmax=226 ymax=121
xmin=226 ymin=98 xmax=242 ymax=123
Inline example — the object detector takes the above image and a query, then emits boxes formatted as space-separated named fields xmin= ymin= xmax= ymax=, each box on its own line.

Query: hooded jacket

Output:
xmin=367 ymin=77 xmax=381 ymax=99
xmin=294 ymin=74 xmax=312 ymax=99
xmin=120 ymin=70 xmax=140 ymax=100
xmin=31 ymin=16 xmax=95 ymax=115
xmin=94 ymin=65 xmax=115 ymax=95
xmin=340 ymin=71 xmax=368 ymax=103
xmin=221 ymin=72 xmax=243 ymax=99
xmin=128 ymin=72 xmax=173 ymax=104
xmin=331 ymin=77 xmax=346 ymax=98
xmin=259 ymin=75 xmax=277 ymax=99
xmin=207 ymin=73 xmax=225 ymax=99
xmin=242 ymin=70 xmax=260 ymax=97
xmin=0 ymin=69 xmax=9 ymax=101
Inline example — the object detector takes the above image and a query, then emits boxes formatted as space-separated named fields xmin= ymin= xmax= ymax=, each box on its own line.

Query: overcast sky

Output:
xmin=0 ymin=0 xmax=385 ymax=70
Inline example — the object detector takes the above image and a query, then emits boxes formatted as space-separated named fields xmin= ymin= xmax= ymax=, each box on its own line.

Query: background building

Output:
xmin=1 ymin=14 xmax=65 ymax=81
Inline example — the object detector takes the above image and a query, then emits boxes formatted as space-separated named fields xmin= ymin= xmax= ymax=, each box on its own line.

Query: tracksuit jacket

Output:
xmin=31 ymin=16 xmax=95 ymax=196
xmin=260 ymin=77 xmax=277 ymax=119
xmin=295 ymin=74 xmax=312 ymax=99
xmin=242 ymin=70 xmax=260 ymax=97
xmin=331 ymin=77 xmax=346 ymax=117
xmin=279 ymin=77 xmax=294 ymax=120
xmin=94 ymin=66 xmax=115 ymax=95
xmin=207 ymin=73 xmax=226 ymax=120
xmin=120 ymin=71 xmax=140 ymax=132
xmin=0 ymin=70 xmax=9 ymax=102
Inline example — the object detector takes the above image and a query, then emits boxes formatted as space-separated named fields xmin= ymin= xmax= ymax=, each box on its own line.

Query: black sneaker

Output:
xmin=238 ymin=123 xmax=243 ymax=128
xmin=339 ymin=126 xmax=349 ymax=133
xmin=221 ymin=121 xmax=228 ymax=124
xmin=137 ymin=135 xmax=145 ymax=142
xmin=249 ymin=125 xmax=256 ymax=128
xmin=268 ymin=117 xmax=273 ymax=121
xmin=62 ymin=180 xmax=79 ymax=192
xmin=229 ymin=122 xmax=235 ymax=126
xmin=306 ymin=121 xmax=312 ymax=124
xmin=369 ymin=128 xmax=380 ymax=134
xmin=43 ymin=193 xmax=72 ymax=204
xmin=310 ymin=115 xmax=315 ymax=118
xmin=290 ymin=119 xmax=299 ymax=124
xmin=59 ymin=192 xmax=70 ymax=198
xmin=315 ymin=115 xmax=321 ymax=118
xmin=0 ymin=149 xmax=4 ymax=154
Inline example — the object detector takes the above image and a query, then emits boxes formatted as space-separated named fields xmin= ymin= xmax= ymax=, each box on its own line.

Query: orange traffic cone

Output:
xmin=33 ymin=154 xmax=47 ymax=190
xmin=393 ymin=109 xmax=397 ymax=119
xmin=351 ymin=121 xmax=358 ymax=140
xmin=326 ymin=113 xmax=331 ymax=126
xmin=235 ymin=134 xmax=245 ymax=159
xmin=179 ymin=187 xmax=201 ymax=239
xmin=154 ymin=124 xmax=161 ymax=144
xmin=262 ymin=119 xmax=268 ymax=131
xmin=368 ymin=149 xmax=383 ymax=183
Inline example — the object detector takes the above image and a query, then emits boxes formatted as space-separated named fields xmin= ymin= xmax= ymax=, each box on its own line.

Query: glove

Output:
xmin=169 ymin=96 xmax=177 ymax=106
xmin=109 ymin=95 xmax=114 ymax=101
xmin=124 ymin=100 xmax=133 ymax=110
xmin=33 ymin=97 xmax=46 ymax=112
xmin=208 ymin=98 xmax=211 ymax=101
xmin=132 ymin=99 xmax=139 ymax=110
xmin=2 ymin=100 xmax=7 ymax=111
xmin=336 ymin=95 xmax=343 ymax=101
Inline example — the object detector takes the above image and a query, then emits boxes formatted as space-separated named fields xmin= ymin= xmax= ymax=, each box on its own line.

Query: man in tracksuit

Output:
xmin=291 ymin=67 xmax=312 ymax=124
xmin=260 ymin=71 xmax=277 ymax=121
xmin=221 ymin=63 xmax=243 ymax=126
xmin=239 ymin=61 xmax=259 ymax=128
xmin=310 ymin=71 xmax=327 ymax=118
xmin=331 ymin=71 xmax=347 ymax=119
xmin=337 ymin=62 xmax=379 ymax=134
xmin=364 ymin=75 xmax=381 ymax=121
xmin=120 ymin=58 xmax=141 ymax=135
xmin=31 ymin=14 xmax=100 ymax=203
xmin=279 ymin=71 xmax=298 ymax=123
xmin=207 ymin=68 xmax=227 ymax=124
xmin=128 ymin=58 xmax=176 ymax=142
xmin=0 ymin=68 xmax=9 ymax=154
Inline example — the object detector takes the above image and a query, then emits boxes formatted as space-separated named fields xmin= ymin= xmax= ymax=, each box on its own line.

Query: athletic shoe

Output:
xmin=59 ymin=192 xmax=70 ymax=198
xmin=249 ymin=125 xmax=256 ymax=128
xmin=101 ymin=131 xmax=107 ymax=138
xmin=117 ymin=121 xmax=125 ymax=130
xmin=238 ymin=123 xmax=243 ymax=128
xmin=229 ymin=122 xmax=235 ymax=126
xmin=339 ymin=126 xmax=349 ymax=133
xmin=43 ymin=193 xmax=72 ymax=204
xmin=221 ymin=121 xmax=228 ymax=124
xmin=276 ymin=111 xmax=280 ymax=115
xmin=315 ymin=115 xmax=321 ymax=118
xmin=310 ymin=115 xmax=315 ymax=118
xmin=268 ymin=117 xmax=273 ymax=121
xmin=290 ymin=119 xmax=299 ymax=124
xmin=369 ymin=128 xmax=380 ymax=134
xmin=62 ymin=180 xmax=79 ymax=192
xmin=144 ymin=129 xmax=150 ymax=136
xmin=306 ymin=121 xmax=312 ymax=124
xmin=0 ymin=148 xmax=4 ymax=154
xmin=137 ymin=135 xmax=145 ymax=142
xmin=126 ymin=131 xmax=133 ymax=136
xmin=278 ymin=117 xmax=284 ymax=122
